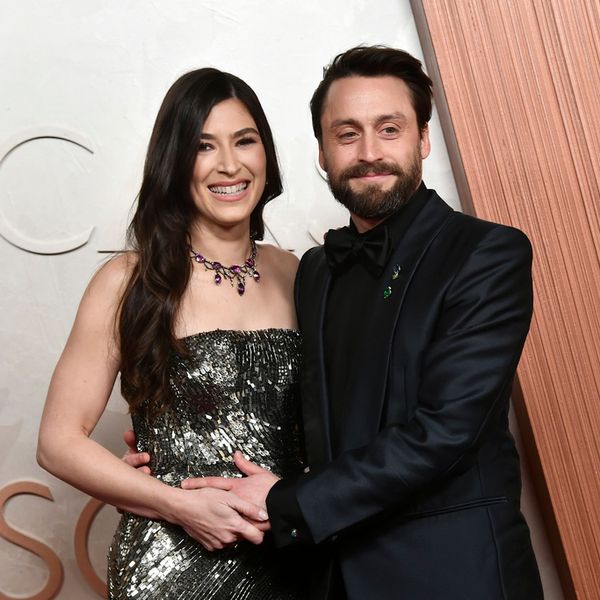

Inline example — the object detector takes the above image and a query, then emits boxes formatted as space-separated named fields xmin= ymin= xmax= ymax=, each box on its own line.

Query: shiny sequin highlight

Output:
xmin=107 ymin=329 xmax=306 ymax=599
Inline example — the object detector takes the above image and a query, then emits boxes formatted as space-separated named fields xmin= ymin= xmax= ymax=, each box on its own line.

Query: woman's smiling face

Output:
xmin=190 ymin=97 xmax=267 ymax=230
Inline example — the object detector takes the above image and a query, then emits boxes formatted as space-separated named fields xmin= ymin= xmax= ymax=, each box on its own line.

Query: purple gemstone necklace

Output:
xmin=190 ymin=240 xmax=260 ymax=296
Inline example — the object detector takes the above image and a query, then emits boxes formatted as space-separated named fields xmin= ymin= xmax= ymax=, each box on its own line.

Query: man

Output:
xmin=132 ymin=46 xmax=543 ymax=598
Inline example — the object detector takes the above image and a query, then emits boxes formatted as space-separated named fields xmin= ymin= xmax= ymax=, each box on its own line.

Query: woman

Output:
xmin=37 ymin=68 xmax=307 ymax=599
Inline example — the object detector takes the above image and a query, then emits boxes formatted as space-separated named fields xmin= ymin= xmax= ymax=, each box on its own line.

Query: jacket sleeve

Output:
xmin=268 ymin=225 xmax=533 ymax=546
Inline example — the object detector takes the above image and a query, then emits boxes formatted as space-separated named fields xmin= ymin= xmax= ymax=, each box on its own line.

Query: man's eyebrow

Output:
xmin=200 ymin=127 xmax=259 ymax=139
xmin=329 ymin=113 xmax=408 ymax=130
xmin=330 ymin=118 xmax=362 ymax=129
xmin=375 ymin=112 xmax=408 ymax=125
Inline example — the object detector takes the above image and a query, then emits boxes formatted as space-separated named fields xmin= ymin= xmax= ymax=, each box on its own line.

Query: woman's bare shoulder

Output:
xmin=258 ymin=243 xmax=299 ymax=269
xmin=61 ymin=252 xmax=138 ymax=355
xmin=85 ymin=251 xmax=137 ymax=305
xmin=258 ymin=244 xmax=299 ymax=285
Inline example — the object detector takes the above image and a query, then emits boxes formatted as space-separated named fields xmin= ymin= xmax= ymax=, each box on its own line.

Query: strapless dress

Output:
xmin=107 ymin=329 xmax=306 ymax=599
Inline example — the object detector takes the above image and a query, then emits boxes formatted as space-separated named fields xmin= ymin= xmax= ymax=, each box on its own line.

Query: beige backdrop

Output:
xmin=0 ymin=1 xmax=564 ymax=598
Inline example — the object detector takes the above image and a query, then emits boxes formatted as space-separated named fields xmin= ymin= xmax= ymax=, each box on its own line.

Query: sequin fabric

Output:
xmin=107 ymin=329 xmax=306 ymax=599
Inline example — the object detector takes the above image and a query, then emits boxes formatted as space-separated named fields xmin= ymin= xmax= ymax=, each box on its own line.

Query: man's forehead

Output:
xmin=322 ymin=76 xmax=415 ymax=121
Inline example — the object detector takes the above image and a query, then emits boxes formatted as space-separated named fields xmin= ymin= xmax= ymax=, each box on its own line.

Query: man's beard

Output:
xmin=327 ymin=152 xmax=422 ymax=220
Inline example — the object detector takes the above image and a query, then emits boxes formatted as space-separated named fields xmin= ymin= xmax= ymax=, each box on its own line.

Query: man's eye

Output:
xmin=382 ymin=126 xmax=399 ymax=135
xmin=339 ymin=131 xmax=357 ymax=140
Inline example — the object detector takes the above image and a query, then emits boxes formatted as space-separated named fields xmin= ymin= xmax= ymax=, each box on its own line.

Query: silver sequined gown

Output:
xmin=107 ymin=329 xmax=306 ymax=599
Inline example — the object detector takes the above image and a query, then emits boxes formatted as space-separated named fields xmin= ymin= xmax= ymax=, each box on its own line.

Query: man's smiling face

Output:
xmin=318 ymin=75 xmax=430 ymax=224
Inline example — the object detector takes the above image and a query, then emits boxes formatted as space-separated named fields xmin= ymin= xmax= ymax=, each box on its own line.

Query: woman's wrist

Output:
xmin=154 ymin=484 xmax=188 ymax=525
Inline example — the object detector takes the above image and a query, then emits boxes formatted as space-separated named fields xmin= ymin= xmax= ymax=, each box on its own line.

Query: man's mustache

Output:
xmin=340 ymin=161 xmax=402 ymax=180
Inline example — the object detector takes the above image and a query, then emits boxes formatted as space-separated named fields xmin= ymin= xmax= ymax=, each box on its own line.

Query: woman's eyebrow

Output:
xmin=200 ymin=127 xmax=259 ymax=139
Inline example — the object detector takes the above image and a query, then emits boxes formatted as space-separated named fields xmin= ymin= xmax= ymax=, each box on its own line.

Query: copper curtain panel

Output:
xmin=412 ymin=1 xmax=600 ymax=598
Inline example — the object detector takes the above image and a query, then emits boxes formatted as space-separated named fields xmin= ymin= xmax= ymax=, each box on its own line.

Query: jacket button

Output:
xmin=290 ymin=528 xmax=299 ymax=539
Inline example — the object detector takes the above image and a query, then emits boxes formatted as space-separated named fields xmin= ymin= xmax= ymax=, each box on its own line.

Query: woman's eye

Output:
xmin=198 ymin=142 xmax=213 ymax=152
xmin=237 ymin=137 xmax=258 ymax=146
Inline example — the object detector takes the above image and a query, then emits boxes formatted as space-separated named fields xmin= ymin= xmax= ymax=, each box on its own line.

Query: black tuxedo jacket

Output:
xmin=268 ymin=190 xmax=543 ymax=599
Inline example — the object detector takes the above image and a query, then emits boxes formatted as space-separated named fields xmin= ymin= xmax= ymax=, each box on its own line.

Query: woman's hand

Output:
xmin=118 ymin=431 xmax=270 ymax=547
xmin=166 ymin=487 xmax=268 ymax=551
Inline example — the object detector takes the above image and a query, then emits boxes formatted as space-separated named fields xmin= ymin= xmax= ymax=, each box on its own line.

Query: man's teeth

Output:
xmin=209 ymin=182 xmax=248 ymax=195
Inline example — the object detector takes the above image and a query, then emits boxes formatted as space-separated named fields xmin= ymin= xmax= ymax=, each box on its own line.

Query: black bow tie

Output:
xmin=324 ymin=225 xmax=391 ymax=276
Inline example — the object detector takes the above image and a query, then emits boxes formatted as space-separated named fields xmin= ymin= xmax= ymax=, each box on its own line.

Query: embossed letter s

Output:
xmin=0 ymin=482 xmax=63 ymax=600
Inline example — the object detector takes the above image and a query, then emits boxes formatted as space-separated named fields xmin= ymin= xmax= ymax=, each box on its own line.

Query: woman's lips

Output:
xmin=207 ymin=180 xmax=250 ymax=201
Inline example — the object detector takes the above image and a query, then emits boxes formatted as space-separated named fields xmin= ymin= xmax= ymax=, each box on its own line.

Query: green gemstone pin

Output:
xmin=383 ymin=265 xmax=402 ymax=299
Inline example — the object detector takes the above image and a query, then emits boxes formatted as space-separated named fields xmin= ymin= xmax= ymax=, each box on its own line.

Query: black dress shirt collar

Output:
xmin=325 ymin=181 xmax=430 ymax=278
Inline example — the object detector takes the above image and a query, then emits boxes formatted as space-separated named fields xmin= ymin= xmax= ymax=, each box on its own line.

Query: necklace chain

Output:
xmin=190 ymin=240 xmax=260 ymax=296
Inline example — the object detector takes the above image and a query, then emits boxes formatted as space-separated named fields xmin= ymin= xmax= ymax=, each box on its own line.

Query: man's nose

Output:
xmin=357 ymin=132 xmax=383 ymax=163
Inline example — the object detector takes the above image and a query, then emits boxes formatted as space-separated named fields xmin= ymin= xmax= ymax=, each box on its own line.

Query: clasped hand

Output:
xmin=182 ymin=450 xmax=279 ymax=514
xmin=121 ymin=431 xmax=279 ymax=551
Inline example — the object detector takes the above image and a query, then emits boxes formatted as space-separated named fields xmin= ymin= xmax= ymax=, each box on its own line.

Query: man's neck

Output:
xmin=350 ymin=214 xmax=385 ymax=234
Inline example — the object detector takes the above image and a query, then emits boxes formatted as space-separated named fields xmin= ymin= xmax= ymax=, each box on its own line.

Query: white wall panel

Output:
xmin=0 ymin=2 xmax=480 ymax=598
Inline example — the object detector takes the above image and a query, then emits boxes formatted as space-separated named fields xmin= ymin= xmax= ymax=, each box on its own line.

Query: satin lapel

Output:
xmin=339 ymin=193 xmax=454 ymax=452
xmin=299 ymin=249 xmax=333 ymax=466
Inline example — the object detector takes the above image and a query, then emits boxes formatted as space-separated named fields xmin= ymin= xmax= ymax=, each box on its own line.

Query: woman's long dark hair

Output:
xmin=118 ymin=68 xmax=282 ymax=416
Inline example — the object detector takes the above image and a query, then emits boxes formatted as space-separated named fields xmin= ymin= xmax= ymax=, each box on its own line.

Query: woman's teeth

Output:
xmin=209 ymin=182 xmax=248 ymax=195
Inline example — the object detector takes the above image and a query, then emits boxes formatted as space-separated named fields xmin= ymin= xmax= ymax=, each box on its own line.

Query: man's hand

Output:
xmin=182 ymin=451 xmax=279 ymax=517
xmin=121 ymin=429 xmax=151 ymax=474
xmin=118 ymin=433 xmax=268 ymax=549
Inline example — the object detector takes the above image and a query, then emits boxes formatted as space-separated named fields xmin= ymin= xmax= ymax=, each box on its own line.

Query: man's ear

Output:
xmin=318 ymin=144 xmax=326 ymax=171
xmin=420 ymin=124 xmax=431 ymax=159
